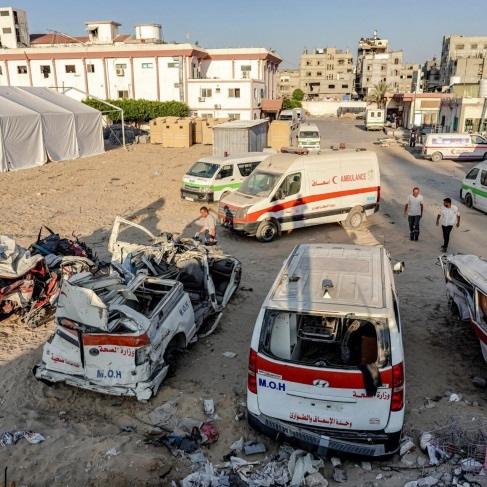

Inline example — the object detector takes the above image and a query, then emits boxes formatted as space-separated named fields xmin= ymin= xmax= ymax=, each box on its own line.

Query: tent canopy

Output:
xmin=0 ymin=87 xmax=104 ymax=172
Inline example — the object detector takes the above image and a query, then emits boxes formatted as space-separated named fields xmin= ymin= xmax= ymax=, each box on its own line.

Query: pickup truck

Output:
xmin=34 ymin=217 xmax=241 ymax=401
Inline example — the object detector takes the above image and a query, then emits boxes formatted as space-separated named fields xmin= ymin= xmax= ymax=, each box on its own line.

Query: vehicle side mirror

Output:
xmin=393 ymin=261 xmax=405 ymax=274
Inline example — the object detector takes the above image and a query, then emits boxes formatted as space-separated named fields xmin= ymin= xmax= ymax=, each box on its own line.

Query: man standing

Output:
xmin=436 ymin=198 xmax=460 ymax=252
xmin=404 ymin=187 xmax=423 ymax=241
xmin=409 ymin=126 xmax=418 ymax=148
xmin=197 ymin=206 xmax=216 ymax=245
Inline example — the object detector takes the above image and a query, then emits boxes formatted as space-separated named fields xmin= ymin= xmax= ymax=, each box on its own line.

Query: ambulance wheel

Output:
xmin=431 ymin=152 xmax=442 ymax=162
xmin=345 ymin=208 xmax=364 ymax=230
xmin=465 ymin=193 xmax=473 ymax=208
xmin=256 ymin=220 xmax=278 ymax=243
xmin=163 ymin=343 xmax=179 ymax=377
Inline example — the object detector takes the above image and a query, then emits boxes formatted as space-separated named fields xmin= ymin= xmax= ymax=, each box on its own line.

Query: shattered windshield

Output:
xmin=260 ymin=311 xmax=390 ymax=369
xmin=238 ymin=171 xmax=281 ymax=197
xmin=187 ymin=161 xmax=219 ymax=178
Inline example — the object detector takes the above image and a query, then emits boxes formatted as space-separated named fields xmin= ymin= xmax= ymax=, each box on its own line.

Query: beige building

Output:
xmin=299 ymin=47 xmax=354 ymax=100
xmin=438 ymin=96 xmax=487 ymax=133
xmin=439 ymin=35 xmax=487 ymax=89
xmin=277 ymin=68 xmax=300 ymax=98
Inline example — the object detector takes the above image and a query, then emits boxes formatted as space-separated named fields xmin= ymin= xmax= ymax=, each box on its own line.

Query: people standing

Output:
xmin=436 ymin=198 xmax=460 ymax=252
xmin=404 ymin=187 xmax=424 ymax=241
xmin=409 ymin=126 xmax=418 ymax=148
xmin=197 ymin=206 xmax=216 ymax=245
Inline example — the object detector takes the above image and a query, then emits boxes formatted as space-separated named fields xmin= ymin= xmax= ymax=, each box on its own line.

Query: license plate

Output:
xmin=185 ymin=196 xmax=194 ymax=202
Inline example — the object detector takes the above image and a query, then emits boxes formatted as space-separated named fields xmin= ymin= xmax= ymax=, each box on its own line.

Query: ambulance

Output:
xmin=218 ymin=150 xmax=380 ymax=242
xmin=247 ymin=243 xmax=406 ymax=458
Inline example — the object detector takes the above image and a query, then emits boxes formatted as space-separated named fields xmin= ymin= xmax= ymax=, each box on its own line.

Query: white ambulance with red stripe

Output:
xmin=247 ymin=244 xmax=405 ymax=459
xmin=218 ymin=150 xmax=380 ymax=242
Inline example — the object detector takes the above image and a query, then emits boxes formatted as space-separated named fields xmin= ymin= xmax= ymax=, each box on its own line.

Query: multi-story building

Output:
xmin=355 ymin=31 xmax=388 ymax=97
xmin=299 ymin=47 xmax=354 ymax=100
xmin=422 ymin=58 xmax=441 ymax=92
xmin=439 ymin=35 xmax=487 ymax=89
xmin=0 ymin=6 xmax=28 ymax=48
xmin=0 ymin=9 xmax=281 ymax=120
xmin=277 ymin=69 xmax=300 ymax=98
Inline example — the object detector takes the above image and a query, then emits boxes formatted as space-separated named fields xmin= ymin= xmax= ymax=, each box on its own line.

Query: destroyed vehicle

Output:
xmin=34 ymin=217 xmax=242 ymax=401
xmin=439 ymin=254 xmax=487 ymax=362
xmin=0 ymin=235 xmax=59 ymax=328
xmin=247 ymin=244 xmax=406 ymax=459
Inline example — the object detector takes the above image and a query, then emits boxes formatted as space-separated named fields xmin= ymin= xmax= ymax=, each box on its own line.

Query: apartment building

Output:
xmin=355 ymin=31 xmax=388 ymax=97
xmin=439 ymin=35 xmax=487 ymax=89
xmin=0 ymin=6 xmax=28 ymax=48
xmin=277 ymin=68 xmax=300 ymax=98
xmin=422 ymin=58 xmax=441 ymax=92
xmin=0 ymin=8 xmax=281 ymax=120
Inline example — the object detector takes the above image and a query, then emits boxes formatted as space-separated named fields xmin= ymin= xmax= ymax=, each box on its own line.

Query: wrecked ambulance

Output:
xmin=34 ymin=217 xmax=242 ymax=401
xmin=247 ymin=244 xmax=406 ymax=459
xmin=439 ymin=254 xmax=487 ymax=362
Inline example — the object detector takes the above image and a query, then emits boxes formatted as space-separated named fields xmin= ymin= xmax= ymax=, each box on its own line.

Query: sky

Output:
xmin=16 ymin=0 xmax=487 ymax=68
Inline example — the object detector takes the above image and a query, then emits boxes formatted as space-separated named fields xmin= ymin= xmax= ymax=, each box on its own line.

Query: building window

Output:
xmin=200 ymin=88 xmax=212 ymax=97
xmin=306 ymin=72 xmax=311 ymax=76
xmin=342 ymin=84 xmax=348 ymax=88
xmin=115 ymin=63 xmax=127 ymax=69
xmin=118 ymin=90 xmax=129 ymax=99
xmin=142 ymin=63 xmax=153 ymax=69
xmin=0 ymin=10 xmax=9 ymax=16
xmin=381 ymin=65 xmax=386 ymax=71
xmin=367 ymin=65 xmax=372 ymax=71
xmin=471 ymin=44 xmax=477 ymax=49
xmin=168 ymin=62 xmax=179 ymax=68
xmin=329 ymin=84 xmax=335 ymax=89
xmin=306 ymin=61 xmax=311 ymax=66
xmin=228 ymin=88 xmax=241 ymax=98
xmin=326 ymin=64 xmax=333 ymax=70
xmin=2 ymin=27 xmax=12 ymax=34
xmin=65 ymin=65 xmax=76 ymax=73
xmin=317 ymin=61 xmax=323 ymax=66
xmin=40 ymin=65 xmax=50 ymax=78
xmin=241 ymin=65 xmax=251 ymax=71
xmin=394 ymin=58 xmax=399 ymax=65
xmin=326 ymin=74 xmax=333 ymax=80
xmin=229 ymin=113 xmax=241 ymax=120
xmin=87 ymin=64 xmax=95 ymax=73
xmin=317 ymin=72 xmax=322 ymax=76
xmin=456 ymin=44 xmax=464 ymax=50
xmin=17 ymin=66 xmax=27 ymax=74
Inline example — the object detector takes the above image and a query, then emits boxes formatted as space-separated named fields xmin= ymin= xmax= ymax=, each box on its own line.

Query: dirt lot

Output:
xmin=1 ymin=129 xmax=486 ymax=486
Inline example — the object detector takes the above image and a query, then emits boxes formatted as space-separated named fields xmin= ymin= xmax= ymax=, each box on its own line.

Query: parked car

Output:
xmin=461 ymin=162 xmax=487 ymax=212
xmin=34 ymin=217 xmax=242 ymax=401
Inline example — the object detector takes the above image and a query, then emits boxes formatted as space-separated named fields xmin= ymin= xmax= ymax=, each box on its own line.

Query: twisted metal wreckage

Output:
xmin=33 ymin=217 xmax=242 ymax=401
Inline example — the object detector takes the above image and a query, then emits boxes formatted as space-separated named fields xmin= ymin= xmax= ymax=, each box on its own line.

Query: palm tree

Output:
xmin=366 ymin=82 xmax=391 ymax=108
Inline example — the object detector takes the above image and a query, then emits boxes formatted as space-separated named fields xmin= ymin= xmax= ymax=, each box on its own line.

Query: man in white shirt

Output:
xmin=436 ymin=198 xmax=460 ymax=252
xmin=404 ymin=187 xmax=424 ymax=241
xmin=198 ymin=206 xmax=216 ymax=246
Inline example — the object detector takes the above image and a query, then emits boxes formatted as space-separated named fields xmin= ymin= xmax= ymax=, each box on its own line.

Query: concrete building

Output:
xmin=355 ymin=31 xmax=388 ymax=97
xmin=0 ymin=6 xmax=28 ymax=48
xmin=439 ymin=35 xmax=487 ymax=89
xmin=438 ymin=96 xmax=487 ymax=133
xmin=422 ymin=58 xmax=441 ymax=92
xmin=299 ymin=47 xmax=354 ymax=100
xmin=277 ymin=68 xmax=300 ymax=98
xmin=0 ymin=10 xmax=281 ymax=120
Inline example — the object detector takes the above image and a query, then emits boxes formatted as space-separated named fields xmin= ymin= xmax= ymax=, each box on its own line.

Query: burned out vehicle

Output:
xmin=0 ymin=236 xmax=59 ymax=328
xmin=439 ymin=254 xmax=487 ymax=363
xmin=34 ymin=217 xmax=241 ymax=400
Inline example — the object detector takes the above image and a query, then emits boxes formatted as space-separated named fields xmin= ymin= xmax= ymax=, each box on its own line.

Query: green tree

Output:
xmin=283 ymin=98 xmax=302 ymax=109
xmin=365 ymin=82 xmax=391 ymax=108
xmin=292 ymin=89 xmax=304 ymax=101
xmin=82 ymin=98 xmax=189 ymax=122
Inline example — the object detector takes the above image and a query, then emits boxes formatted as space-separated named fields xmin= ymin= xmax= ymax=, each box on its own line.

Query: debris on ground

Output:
xmin=0 ymin=430 xmax=45 ymax=446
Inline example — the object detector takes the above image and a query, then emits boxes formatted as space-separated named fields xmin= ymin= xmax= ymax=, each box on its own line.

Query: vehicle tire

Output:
xmin=163 ymin=343 xmax=179 ymax=377
xmin=483 ymin=152 xmax=487 ymax=161
xmin=465 ymin=193 xmax=473 ymax=208
xmin=431 ymin=152 xmax=443 ymax=163
xmin=345 ymin=208 xmax=365 ymax=230
xmin=256 ymin=220 xmax=278 ymax=243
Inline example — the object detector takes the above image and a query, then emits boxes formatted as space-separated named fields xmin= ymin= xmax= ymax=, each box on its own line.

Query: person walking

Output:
xmin=197 ymin=206 xmax=216 ymax=245
xmin=404 ymin=187 xmax=423 ymax=241
xmin=436 ymin=198 xmax=460 ymax=252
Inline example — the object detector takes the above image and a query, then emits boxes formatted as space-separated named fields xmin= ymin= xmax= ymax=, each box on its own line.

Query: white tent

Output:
xmin=0 ymin=87 xmax=104 ymax=172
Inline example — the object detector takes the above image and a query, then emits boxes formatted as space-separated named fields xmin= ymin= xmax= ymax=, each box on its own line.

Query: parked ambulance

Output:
xmin=365 ymin=108 xmax=385 ymax=131
xmin=180 ymin=152 xmax=270 ymax=203
xmin=422 ymin=133 xmax=487 ymax=162
xmin=297 ymin=122 xmax=321 ymax=150
xmin=247 ymin=243 xmax=405 ymax=459
xmin=218 ymin=150 xmax=380 ymax=242
xmin=461 ymin=161 xmax=487 ymax=212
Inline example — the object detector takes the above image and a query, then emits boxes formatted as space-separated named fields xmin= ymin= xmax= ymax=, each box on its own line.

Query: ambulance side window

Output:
xmin=465 ymin=168 xmax=479 ymax=180
xmin=238 ymin=162 xmax=259 ymax=177
xmin=218 ymin=165 xmax=233 ymax=179
xmin=275 ymin=173 xmax=301 ymax=200
xmin=481 ymin=170 xmax=487 ymax=186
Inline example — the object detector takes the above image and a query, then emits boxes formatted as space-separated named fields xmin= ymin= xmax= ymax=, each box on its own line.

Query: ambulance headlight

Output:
xmin=135 ymin=346 xmax=150 ymax=365
xmin=235 ymin=207 xmax=249 ymax=219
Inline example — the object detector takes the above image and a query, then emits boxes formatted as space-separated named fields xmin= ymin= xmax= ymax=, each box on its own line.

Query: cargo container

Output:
xmin=213 ymin=119 xmax=269 ymax=156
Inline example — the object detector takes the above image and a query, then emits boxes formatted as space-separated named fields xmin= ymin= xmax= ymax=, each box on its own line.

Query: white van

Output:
xmin=247 ymin=243 xmax=405 ymax=459
xmin=279 ymin=108 xmax=306 ymax=128
xmin=297 ymin=122 xmax=321 ymax=150
xmin=218 ymin=150 xmax=380 ymax=242
xmin=461 ymin=161 xmax=487 ymax=212
xmin=181 ymin=152 xmax=270 ymax=203
xmin=365 ymin=109 xmax=385 ymax=131
xmin=422 ymin=133 xmax=487 ymax=162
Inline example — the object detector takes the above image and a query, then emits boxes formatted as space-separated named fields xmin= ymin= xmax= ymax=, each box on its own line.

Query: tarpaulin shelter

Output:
xmin=0 ymin=87 xmax=104 ymax=172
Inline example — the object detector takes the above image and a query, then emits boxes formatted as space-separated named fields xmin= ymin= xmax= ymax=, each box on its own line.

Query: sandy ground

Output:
xmin=1 ymin=120 xmax=487 ymax=486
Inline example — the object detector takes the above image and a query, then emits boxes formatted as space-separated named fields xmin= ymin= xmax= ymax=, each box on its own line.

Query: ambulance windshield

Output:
xmin=238 ymin=171 xmax=281 ymax=197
